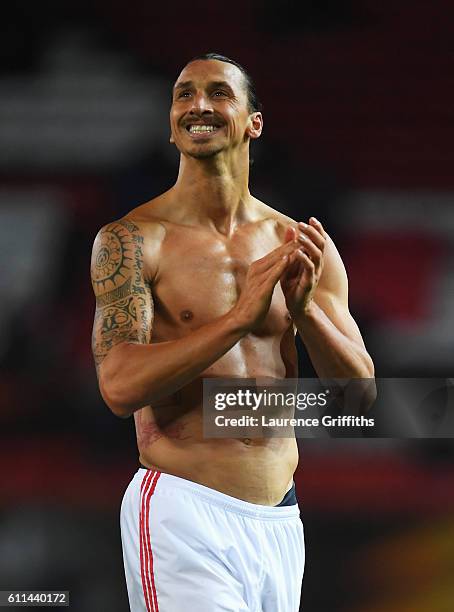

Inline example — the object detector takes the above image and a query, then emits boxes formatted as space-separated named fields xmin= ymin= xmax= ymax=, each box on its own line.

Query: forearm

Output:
xmin=294 ymin=301 xmax=374 ymax=379
xmin=99 ymin=310 xmax=245 ymax=417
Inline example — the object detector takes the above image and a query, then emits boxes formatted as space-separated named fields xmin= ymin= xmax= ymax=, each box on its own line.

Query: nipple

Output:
xmin=180 ymin=310 xmax=194 ymax=322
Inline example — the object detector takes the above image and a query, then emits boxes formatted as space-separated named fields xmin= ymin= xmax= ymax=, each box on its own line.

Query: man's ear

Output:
xmin=169 ymin=132 xmax=175 ymax=144
xmin=246 ymin=112 xmax=263 ymax=140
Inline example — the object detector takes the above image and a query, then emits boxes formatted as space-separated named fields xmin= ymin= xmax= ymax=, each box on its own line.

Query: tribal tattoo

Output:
xmin=91 ymin=219 xmax=153 ymax=369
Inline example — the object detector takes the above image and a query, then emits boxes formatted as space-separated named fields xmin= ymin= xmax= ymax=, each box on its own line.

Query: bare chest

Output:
xmin=150 ymin=226 xmax=290 ymax=339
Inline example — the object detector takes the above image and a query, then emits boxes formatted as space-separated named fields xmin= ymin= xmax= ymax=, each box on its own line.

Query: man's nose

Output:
xmin=189 ymin=92 xmax=213 ymax=115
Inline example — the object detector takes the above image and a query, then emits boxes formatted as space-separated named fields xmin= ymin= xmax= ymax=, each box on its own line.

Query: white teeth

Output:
xmin=189 ymin=125 xmax=217 ymax=133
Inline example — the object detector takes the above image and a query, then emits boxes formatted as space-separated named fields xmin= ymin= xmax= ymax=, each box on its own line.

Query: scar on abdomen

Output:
xmin=180 ymin=310 xmax=194 ymax=322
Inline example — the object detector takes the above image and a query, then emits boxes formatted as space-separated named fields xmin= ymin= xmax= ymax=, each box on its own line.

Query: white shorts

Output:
xmin=120 ymin=468 xmax=305 ymax=612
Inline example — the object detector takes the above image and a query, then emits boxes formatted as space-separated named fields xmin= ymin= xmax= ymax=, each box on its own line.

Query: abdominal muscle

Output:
xmin=135 ymin=324 xmax=299 ymax=505
xmin=138 ymin=423 xmax=298 ymax=506
xmin=135 ymin=381 xmax=299 ymax=506
xmin=139 ymin=420 xmax=298 ymax=506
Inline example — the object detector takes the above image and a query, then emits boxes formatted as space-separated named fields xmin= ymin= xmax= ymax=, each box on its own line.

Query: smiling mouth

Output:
xmin=185 ymin=124 xmax=221 ymax=135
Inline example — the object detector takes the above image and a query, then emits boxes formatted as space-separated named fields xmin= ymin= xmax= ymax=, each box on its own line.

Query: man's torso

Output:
xmin=128 ymin=196 xmax=299 ymax=505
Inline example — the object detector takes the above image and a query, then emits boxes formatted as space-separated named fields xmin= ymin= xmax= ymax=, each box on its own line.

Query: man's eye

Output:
xmin=178 ymin=91 xmax=191 ymax=98
xmin=213 ymin=91 xmax=227 ymax=97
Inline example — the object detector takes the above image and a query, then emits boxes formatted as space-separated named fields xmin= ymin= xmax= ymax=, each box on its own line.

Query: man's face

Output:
xmin=170 ymin=59 xmax=259 ymax=159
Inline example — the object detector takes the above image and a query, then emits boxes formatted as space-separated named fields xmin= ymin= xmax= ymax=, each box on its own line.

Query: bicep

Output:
xmin=91 ymin=220 xmax=154 ymax=371
xmin=314 ymin=234 xmax=365 ymax=348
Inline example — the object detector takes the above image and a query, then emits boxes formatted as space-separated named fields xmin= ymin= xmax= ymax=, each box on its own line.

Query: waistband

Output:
xmin=136 ymin=468 xmax=300 ymax=521
xmin=276 ymin=482 xmax=297 ymax=507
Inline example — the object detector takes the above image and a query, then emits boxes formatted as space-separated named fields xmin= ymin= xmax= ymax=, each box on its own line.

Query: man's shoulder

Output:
xmin=125 ymin=193 xmax=170 ymax=234
xmin=95 ymin=195 xmax=169 ymax=243
xmin=92 ymin=196 xmax=170 ymax=282
xmin=251 ymin=197 xmax=296 ymax=236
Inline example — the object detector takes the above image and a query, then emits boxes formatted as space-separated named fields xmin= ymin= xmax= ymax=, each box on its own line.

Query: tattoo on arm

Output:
xmin=91 ymin=219 xmax=153 ymax=370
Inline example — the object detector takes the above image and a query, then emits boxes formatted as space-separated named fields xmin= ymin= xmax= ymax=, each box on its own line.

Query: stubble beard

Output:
xmin=187 ymin=143 xmax=224 ymax=160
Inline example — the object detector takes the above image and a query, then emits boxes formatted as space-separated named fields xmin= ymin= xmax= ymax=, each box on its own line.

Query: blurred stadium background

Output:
xmin=1 ymin=1 xmax=453 ymax=610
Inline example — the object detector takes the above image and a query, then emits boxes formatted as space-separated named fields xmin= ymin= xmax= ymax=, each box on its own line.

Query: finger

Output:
xmin=281 ymin=250 xmax=302 ymax=281
xmin=297 ymin=235 xmax=322 ymax=267
xmin=255 ymin=239 xmax=300 ymax=271
xmin=308 ymin=217 xmax=327 ymax=239
xmin=296 ymin=250 xmax=315 ymax=277
xmin=284 ymin=226 xmax=296 ymax=243
xmin=266 ymin=253 xmax=292 ymax=287
xmin=297 ymin=223 xmax=326 ymax=251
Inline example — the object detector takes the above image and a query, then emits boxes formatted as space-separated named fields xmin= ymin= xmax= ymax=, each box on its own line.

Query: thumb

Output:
xmin=281 ymin=251 xmax=300 ymax=281
xmin=269 ymin=254 xmax=290 ymax=286
xmin=284 ymin=226 xmax=296 ymax=243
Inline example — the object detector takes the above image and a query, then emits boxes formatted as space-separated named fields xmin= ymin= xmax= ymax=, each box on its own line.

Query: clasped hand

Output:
xmin=280 ymin=217 xmax=327 ymax=319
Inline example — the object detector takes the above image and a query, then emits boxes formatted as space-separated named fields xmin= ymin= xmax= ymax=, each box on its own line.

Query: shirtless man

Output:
xmin=91 ymin=53 xmax=375 ymax=612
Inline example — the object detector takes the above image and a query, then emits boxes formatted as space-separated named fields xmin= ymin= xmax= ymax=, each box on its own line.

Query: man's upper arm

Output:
xmin=91 ymin=218 xmax=154 ymax=372
xmin=314 ymin=235 xmax=366 ymax=348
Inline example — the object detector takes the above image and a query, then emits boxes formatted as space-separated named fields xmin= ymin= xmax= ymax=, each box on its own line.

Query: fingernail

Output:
xmin=299 ymin=233 xmax=306 ymax=241
xmin=310 ymin=217 xmax=319 ymax=224
xmin=299 ymin=222 xmax=308 ymax=228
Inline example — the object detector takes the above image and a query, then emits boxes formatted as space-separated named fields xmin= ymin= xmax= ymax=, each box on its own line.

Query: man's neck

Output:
xmin=170 ymin=153 xmax=253 ymax=235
